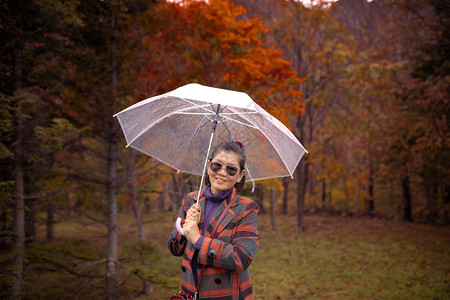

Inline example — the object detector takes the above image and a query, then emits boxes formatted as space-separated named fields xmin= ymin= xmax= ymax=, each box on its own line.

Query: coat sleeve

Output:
xmin=196 ymin=201 xmax=259 ymax=273
xmin=167 ymin=197 xmax=189 ymax=256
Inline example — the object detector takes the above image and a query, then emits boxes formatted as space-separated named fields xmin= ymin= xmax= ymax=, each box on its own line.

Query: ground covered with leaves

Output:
xmin=22 ymin=212 xmax=449 ymax=299
xmin=253 ymin=215 xmax=449 ymax=299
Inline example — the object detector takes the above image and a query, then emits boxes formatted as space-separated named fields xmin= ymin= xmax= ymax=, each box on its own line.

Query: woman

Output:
xmin=168 ymin=141 xmax=259 ymax=300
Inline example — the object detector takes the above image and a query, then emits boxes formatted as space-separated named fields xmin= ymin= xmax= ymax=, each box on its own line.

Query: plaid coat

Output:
xmin=168 ymin=187 xmax=259 ymax=300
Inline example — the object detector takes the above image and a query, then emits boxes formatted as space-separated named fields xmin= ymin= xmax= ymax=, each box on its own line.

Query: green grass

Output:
xmin=252 ymin=215 xmax=450 ymax=299
xmin=21 ymin=211 xmax=450 ymax=299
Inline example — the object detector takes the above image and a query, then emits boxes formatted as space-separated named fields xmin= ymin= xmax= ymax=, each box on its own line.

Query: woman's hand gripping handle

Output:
xmin=176 ymin=202 xmax=201 ymax=245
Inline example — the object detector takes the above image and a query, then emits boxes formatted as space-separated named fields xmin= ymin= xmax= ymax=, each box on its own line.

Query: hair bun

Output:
xmin=234 ymin=141 xmax=244 ymax=149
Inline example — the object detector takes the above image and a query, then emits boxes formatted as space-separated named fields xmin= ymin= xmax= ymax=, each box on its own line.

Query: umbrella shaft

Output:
xmin=196 ymin=105 xmax=221 ymax=202
xmin=196 ymin=128 xmax=215 ymax=202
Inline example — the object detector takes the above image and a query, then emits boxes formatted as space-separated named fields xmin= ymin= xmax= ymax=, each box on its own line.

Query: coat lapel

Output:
xmin=205 ymin=188 xmax=239 ymax=238
xmin=196 ymin=190 xmax=207 ymax=233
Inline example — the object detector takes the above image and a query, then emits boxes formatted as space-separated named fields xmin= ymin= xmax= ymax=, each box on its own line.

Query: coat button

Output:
xmin=181 ymin=266 xmax=186 ymax=272
xmin=208 ymin=249 xmax=217 ymax=257
xmin=215 ymin=278 xmax=221 ymax=284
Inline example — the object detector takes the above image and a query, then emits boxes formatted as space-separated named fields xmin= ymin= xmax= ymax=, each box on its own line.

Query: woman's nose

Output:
xmin=217 ymin=166 xmax=227 ymax=175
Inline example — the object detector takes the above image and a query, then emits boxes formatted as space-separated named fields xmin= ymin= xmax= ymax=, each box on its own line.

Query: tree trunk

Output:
xmin=25 ymin=198 xmax=36 ymax=243
xmin=295 ymin=109 xmax=309 ymax=233
xmin=143 ymin=280 xmax=154 ymax=295
xmin=1 ymin=210 xmax=7 ymax=247
xmin=270 ymin=189 xmax=277 ymax=231
xmin=366 ymin=153 xmax=375 ymax=214
xmin=11 ymin=31 xmax=25 ymax=297
xmin=144 ymin=196 xmax=151 ymax=214
xmin=12 ymin=109 xmax=25 ymax=295
xmin=106 ymin=9 xmax=119 ymax=299
xmin=308 ymin=166 xmax=317 ymax=211
xmin=126 ymin=153 xmax=153 ymax=293
xmin=255 ymin=184 xmax=265 ymax=214
xmin=355 ymin=171 xmax=361 ymax=213
xmin=128 ymin=151 xmax=146 ymax=241
xmin=444 ymin=184 xmax=450 ymax=224
xmin=368 ymin=172 xmax=374 ymax=213
xmin=130 ymin=180 xmax=145 ymax=241
xmin=106 ymin=130 xmax=119 ymax=299
xmin=158 ymin=192 xmax=165 ymax=213
xmin=167 ymin=174 xmax=191 ymax=211
xmin=425 ymin=182 xmax=438 ymax=224
xmin=401 ymin=171 xmax=413 ymax=222
xmin=321 ymin=179 xmax=326 ymax=211
xmin=328 ymin=186 xmax=332 ymax=214
xmin=46 ymin=200 xmax=55 ymax=240
xmin=444 ymin=183 xmax=450 ymax=207
xmin=389 ymin=179 xmax=395 ymax=219
xmin=281 ymin=177 xmax=289 ymax=215
xmin=296 ymin=160 xmax=308 ymax=233
xmin=342 ymin=176 xmax=350 ymax=215
xmin=11 ymin=145 xmax=24 ymax=297
xmin=167 ymin=175 xmax=180 ymax=210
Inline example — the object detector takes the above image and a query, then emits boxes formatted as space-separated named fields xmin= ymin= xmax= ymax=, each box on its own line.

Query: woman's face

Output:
xmin=207 ymin=150 xmax=245 ymax=194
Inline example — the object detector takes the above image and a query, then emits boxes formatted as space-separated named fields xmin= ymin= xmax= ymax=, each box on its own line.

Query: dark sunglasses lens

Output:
xmin=211 ymin=162 xmax=222 ymax=172
xmin=226 ymin=166 xmax=238 ymax=176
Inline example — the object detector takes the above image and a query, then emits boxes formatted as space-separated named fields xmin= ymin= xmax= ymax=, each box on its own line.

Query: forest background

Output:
xmin=1 ymin=0 xmax=449 ymax=299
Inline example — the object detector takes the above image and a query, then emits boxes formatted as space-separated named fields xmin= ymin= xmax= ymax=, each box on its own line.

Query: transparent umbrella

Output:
xmin=114 ymin=83 xmax=307 ymax=232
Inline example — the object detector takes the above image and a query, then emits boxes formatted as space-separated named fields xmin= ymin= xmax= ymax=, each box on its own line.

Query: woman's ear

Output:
xmin=237 ymin=169 xmax=246 ymax=183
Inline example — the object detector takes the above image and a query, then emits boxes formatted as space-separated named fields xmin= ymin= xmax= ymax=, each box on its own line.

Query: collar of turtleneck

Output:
xmin=203 ymin=185 xmax=233 ymax=202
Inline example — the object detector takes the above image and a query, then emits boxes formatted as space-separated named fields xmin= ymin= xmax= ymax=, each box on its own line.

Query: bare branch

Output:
xmin=78 ymin=258 xmax=108 ymax=267
xmin=40 ymin=258 xmax=104 ymax=279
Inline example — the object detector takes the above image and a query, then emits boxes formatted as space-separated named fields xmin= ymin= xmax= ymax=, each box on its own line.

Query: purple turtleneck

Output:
xmin=191 ymin=185 xmax=233 ymax=286
xmin=194 ymin=185 xmax=232 ymax=249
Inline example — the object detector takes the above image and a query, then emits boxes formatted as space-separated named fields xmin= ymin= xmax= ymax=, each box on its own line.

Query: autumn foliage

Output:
xmin=0 ymin=0 xmax=448 ymax=298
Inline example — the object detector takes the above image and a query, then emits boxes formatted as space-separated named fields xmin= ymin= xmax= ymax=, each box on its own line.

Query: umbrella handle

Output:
xmin=176 ymin=217 xmax=185 ymax=236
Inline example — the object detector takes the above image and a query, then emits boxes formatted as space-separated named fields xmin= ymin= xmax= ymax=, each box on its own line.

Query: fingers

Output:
xmin=187 ymin=205 xmax=200 ymax=217
xmin=186 ymin=212 xmax=197 ymax=222
xmin=186 ymin=211 xmax=200 ymax=223
xmin=182 ymin=219 xmax=201 ymax=244
xmin=187 ymin=204 xmax=201 ymax=223
xmin=183 ymin=218 xmax=194 ymax=230
xmin=192 ymin=203 xmax=201 ymax=211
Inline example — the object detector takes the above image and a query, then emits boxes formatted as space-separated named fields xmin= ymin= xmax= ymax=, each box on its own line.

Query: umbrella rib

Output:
xmin=177 ymin=115 xmax=212 ymax=170
xmin=219 ymin=114 xmax=258 ymax=129
xmin=125 ymin=103 xmax=213 ymax=147
xmin=174 ymin=112 xmax=216 ymax=124
xmin=173 ymin=107 xmax=256 ymax=117
xmin=178 ymin=103 xmax=222 ymax=178
xmin=244 ymin=166 xmax=256 ymax=192
xmin=228 ymin=110 xmax=299 ymax=178
xmin=254 ymin=127 xmax=296 ymax=177
xmin=218 ymin=112 xmax=258 ymax=115
xmin=180 ymin=97 xmax=215 ymax=114
xmin=174 ymin=112 xmax=215 ymax=115
xmin=217 ymin=114 xmax=234 ymax=139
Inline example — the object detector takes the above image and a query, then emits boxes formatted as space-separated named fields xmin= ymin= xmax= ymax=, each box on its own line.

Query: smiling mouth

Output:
xmin=215 ymin=177 xmax=226 ymax=184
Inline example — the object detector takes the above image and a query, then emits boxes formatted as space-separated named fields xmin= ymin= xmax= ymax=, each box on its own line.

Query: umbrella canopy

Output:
xmin=114 ymin=83 xmax=307 ymax=183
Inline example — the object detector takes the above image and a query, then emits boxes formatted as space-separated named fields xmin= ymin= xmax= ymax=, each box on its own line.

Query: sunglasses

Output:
xmin=210 ymin=161 xmax=239 ymax=176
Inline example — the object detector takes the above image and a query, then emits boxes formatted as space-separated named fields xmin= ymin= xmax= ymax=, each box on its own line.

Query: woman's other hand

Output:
xmin=183 ymin=218 xmax=201 ymax=244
